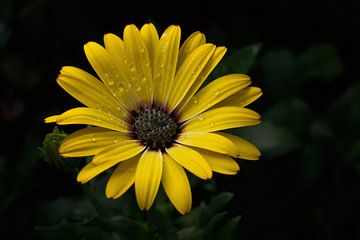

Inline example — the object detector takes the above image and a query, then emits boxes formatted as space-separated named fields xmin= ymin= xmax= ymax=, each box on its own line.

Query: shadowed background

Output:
xmin=1 ymin=0 xmax=359 ymax=239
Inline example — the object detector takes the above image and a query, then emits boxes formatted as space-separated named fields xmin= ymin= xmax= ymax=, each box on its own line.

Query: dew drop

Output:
xmin=214 ymin=90 xmax=220 ymax=95
xmin=139 ymin=47 xmax=145 ymax=53
xmin=128 ymin=63 xmax=136 ymax=71
xmin=141 ymin=76 xmax=147 ymax=83
xmin=160 ymin=45 xmax=166 ymax=52
xmin=145 ymin=61 xmax=150 ymax=66
xmin=92 ymin=138 xmax=96 ymax=142
xmin=104 ymin=73 xmax=109 ymax=78
xmin=192 ymin=97 xmax=198 ymax=104
xmin=108 ymin=79 xmax=114 ymax=85
xmin=159 ymin=60 xmax=165 ymax=68
xmin=136 ymin=85 xmax=142 ymax=91
xmin=198 ymin=114 xmax=204 ymax=121
xmin=210 ymin=122 xmax=214 ymax=127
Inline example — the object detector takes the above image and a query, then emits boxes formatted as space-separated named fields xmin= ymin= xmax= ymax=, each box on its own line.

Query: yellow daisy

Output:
xmin=45 ymin=23 xmax=262 ymax=215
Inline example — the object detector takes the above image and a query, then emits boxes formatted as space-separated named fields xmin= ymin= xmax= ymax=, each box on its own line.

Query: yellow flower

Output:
xmin=45 ymin=23 xmax=262 ymax=215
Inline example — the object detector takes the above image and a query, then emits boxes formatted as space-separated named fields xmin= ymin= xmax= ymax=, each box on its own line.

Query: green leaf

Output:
xmin=203 ymin=211 xmax=228 ymax=239
xmin=207 ymin=192 xmax=234 ymax=217
xmin=263 ymin=98 xmax=313 ymax=136
xmin=260 ymin=49 xmax=298 ymax=98
xmin=215 ymin=215 xmax=242 ymax=240
xmin=299 ymin=44 xmax=343 ymax=82
xmin=231 ymin=121 xmax=301 ymax=158
xmin=213 ymin=43 xmax=262 ymax=77
xmin=145 ymin=208 xmax=178 ymax=240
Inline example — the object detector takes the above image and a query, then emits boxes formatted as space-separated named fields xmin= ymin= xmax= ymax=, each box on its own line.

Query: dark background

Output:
xmin=1 ymin=0 xmax=359 ymax=239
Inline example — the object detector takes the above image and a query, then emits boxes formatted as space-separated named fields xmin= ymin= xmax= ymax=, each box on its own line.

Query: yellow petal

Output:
xmin=215 ymin=87 xmax=263 ymax=108
xmin=84 ymin=41 xmax=139 ymax=109
xmin=92 ymin=140 xmax=145 ymax=164
xmin=140 ymin=23 xmax=159 ymax=72
xmin=153 ymin=25 xmax=181 ymax=104
xmin=105 ymin=155 xmax=139 ymax=199
xmin=57 ymin=66 xmax=128 ymax=120
xmin=103 ymin=33 xmax=133 ymax=86
xmin=135 ymin=150 xmax=163 ymax=210
xmin=166 ymin=144 xmax=212 ymax=180
xmin=60 ymin=127 xmax=130 ymax=157
xmin=176 ymin=132 xmax=238 ymax=157
xmin=182 ymin=106 xmax=261 ymax=133
xmin=218 ymin=132 xmax=261 ymax=160
xmin=179 ymin=74 xmax=251 ymax=121
xmin=45 ymin=107 xmax=129 ymax=132
xmin=177 ymin=47 xmax=227 ymax=109
xmin=167 ymin=44 xmax=216 ymax=112
xmin=196 ymin=148 xmax=240 ymax=175
xmin=77 ymin=159 xmax=120 ymax=184
xmin=177 ymin=31 xmax=206 ymax=69
xmin=123 ymin=24 xmax=154 ymax=103
xmin=162 ymin=153 xmax=192 ymax=215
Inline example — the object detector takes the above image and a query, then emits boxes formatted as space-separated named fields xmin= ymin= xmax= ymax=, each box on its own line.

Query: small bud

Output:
xmin=40 ymin=127 xmax=81 ymax=173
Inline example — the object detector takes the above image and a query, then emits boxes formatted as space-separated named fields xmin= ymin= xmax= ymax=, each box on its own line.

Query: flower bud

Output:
xmin=41 ymin=127 xmax=80 ymax=173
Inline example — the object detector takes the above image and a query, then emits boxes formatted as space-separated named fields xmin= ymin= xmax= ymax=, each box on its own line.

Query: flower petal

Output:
xmin=217 ymin=132 xmax=261 ymax=160
xmin=176 ymin=132 xmax=238 ymax=157
xmin=84 ymin=41 xmax=139 ymax=109
xmin=166 ymin=144 xmax=212 ymax=180
xmin=77 ymin=159 xmax=119 ymax=184
xmin=60 ymin=127 xmax=130 ymax=157
xmin=44 ymin=107 xmax=129 ymax=132
xmin=123 ymin=24 xmax=154 ymax=103
xmin=57 ymin=66 xmax=127 ymax=119
xmin=215 ymin=86 xmax=263 ymax=108
xmin=167 ymin=44 xmax=216 ymax=112
xmin=135 ymin=150 xmax=163 ymax=210
xmin=92 ymin=140 xmax=145 ymax=164
xmin=182 ymin=106 xmax=261 ymax=133
xmin=162 ymin=153 xmax=192 ymax=215
xmin=105 ymin=155 xmax=139 ymax=199
xmin=153 ymin=25 xmax=181 ymax=104
xmin=177 ymin=47 xmax=227 ymax=109
xmin=196 ymin=148 xmax=240 ymax=175
xmin=140 ymin=23 xmax=159 ymax=72
xmin=179 ymin=74 xmax=251 ymax=121
xmin=177 ymin=31 xmax=206 ymax=69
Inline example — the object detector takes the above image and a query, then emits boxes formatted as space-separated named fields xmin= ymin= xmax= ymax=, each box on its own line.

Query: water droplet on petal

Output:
xmin=104 ymin=73 xmax=109 ymax=77
xmin=198 ymin=114 xmax=204 ymax=121
xmin=159 ymin=60 xmax=165 ymax=68
xmin=92 ymin=138 xmax=96 ymax=142
xmin=214 ymin=90 xmax=220 ymax=95
xmin=192 ymin=96 xmax=198 ymax=104
xmin=160 ymin=45 xmax=166 ymax=52
xmin=141 ymin=76 xmax=147 ymax=83
xmin=210 ymin=122 xmax=214 ymax=127
xmin=139 ymin=47 xmax=145 ymax=53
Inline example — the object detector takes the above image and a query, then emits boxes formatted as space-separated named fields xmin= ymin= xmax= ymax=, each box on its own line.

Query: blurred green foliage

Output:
xmin=1 ymin=0 xmax=359 ymax=239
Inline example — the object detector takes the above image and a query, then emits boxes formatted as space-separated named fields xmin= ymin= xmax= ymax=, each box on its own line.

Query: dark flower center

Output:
xmin=131 ymin=106 xmax=179 ymax=149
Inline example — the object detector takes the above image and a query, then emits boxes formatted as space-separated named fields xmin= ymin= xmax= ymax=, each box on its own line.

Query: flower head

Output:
xmin=45 ymin=23 xmax=262 ymax=214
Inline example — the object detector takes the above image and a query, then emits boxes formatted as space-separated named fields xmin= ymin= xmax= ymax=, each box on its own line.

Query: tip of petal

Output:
xmin=44 ymin=115 xmax=58 ymax=123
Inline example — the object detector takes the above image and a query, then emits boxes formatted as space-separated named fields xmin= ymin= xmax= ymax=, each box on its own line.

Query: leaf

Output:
xmin=231 ymin=121 xmax=301 ymax=158
xmin=213 ymin=43 xmax=262 ymax=77
xmin=207 ymin=192 xmax=234 ymax=217
xmin=299 ymin=44 xmax=343 ymax=82
xmin=263 ymin=98 xmax=313 ymax=136
xmin=215 ymin=215 xmax=242 ymax=240
xmin=260 ymin=49 xmax=299 ymax=98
